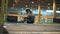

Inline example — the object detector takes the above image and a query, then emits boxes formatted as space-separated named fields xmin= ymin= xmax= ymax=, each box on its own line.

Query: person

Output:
xmin=25 ymin=9 xmax=35 ymax=24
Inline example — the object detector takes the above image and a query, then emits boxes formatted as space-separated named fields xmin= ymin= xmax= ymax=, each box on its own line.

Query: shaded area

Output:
xmin=7 ymin=16 xmax=17 ymax=23
xmin=53 ymin=18 xmax=60 ymax=23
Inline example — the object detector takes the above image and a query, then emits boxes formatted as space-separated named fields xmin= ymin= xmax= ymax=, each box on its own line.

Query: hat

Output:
xmin=26 ymin=9 xmax=30 ymax=12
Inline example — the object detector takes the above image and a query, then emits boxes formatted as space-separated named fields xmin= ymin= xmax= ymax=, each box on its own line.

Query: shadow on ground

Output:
xmin=3 ymin=27 xmax=9 ymax=34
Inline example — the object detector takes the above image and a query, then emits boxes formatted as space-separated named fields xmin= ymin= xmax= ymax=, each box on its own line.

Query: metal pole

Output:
xmin=5 ymin=0 xmax=8 ymax=22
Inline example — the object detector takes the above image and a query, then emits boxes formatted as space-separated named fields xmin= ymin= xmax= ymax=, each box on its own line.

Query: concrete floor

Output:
xmin=3 ymin=23 xmax=60 ymax=34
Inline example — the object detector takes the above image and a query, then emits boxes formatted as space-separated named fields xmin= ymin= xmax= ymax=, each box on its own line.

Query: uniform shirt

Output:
xmin=27 ymin=13 xmax=35 ymax=23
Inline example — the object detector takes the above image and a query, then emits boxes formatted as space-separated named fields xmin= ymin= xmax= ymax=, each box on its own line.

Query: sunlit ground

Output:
xmin=0 ymin=22 xmax=59 ymax=34
xmin=39 ymin=22 xmax=60 ymax=24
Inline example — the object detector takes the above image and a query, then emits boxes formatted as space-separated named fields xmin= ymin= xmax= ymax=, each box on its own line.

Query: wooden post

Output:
xmin=37 ymin=0 xmax=40 ymax=23
xmin=53 ymin=0 xmax=56 ymax=18
xmin=34 ymin=0 xmax=41 ymax=24
xmin=0 ymin=0 xmax=5 ymax=25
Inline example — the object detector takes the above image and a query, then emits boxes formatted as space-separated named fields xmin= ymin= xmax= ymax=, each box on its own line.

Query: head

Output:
xmin=26 ymin=9 xmax=32 ymax=14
